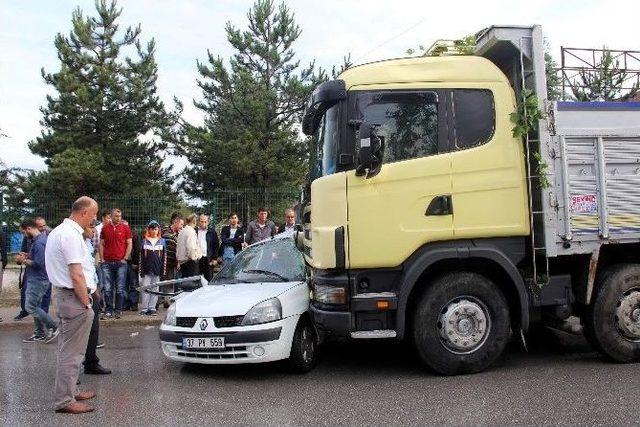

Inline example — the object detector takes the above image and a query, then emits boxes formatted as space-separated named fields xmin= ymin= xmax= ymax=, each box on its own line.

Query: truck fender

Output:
xmin=396 ymin=244 xmax=530 ymax=339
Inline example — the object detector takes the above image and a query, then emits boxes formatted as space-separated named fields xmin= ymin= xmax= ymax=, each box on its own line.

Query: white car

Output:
xmin=159 ymin=235 xmax=317 ymax=373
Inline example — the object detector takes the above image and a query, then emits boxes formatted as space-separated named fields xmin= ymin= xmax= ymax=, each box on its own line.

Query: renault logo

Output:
xmin=200 ymin=319 xmax=208 ymax=331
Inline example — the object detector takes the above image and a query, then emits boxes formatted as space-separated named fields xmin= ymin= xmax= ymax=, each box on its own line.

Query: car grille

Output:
xmin=176 ymin=317 xmax=198 ymax=328
xmin=175 ymin=345 xmax=249 ymax=360
xmin=214 ymin=315 xmax=244 ymax=328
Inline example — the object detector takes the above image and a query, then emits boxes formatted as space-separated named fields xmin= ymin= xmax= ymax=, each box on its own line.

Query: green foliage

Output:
xmin=571 ymin=48 xmax=640 ymax=101
xmin=175 ymin=0 xmax=322 ymax=197
xmin=28 ymin=0 xmax=178 ymax=199
xmin=545 ymin=44 xmax=562 ymax=100
xmin=407 ymin=35 xmax=476 ymax=57
xmin=510 ymin=89 xmax=544 ymax=139
xmin=532 ymin=151 xmax=551 ymax=189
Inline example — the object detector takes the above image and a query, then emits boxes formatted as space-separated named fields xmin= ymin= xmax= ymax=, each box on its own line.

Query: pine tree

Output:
xmin=571 ymin=48 xmax=640 ymax=101
xmin=28 ymin=0 xmax=176 ymax=198
xmin=176 ymin=0 xmax=320 ymax=197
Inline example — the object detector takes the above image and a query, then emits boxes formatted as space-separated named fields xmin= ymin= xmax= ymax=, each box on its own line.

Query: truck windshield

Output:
xmin=315 ymin=104 xmax=340 ymax=177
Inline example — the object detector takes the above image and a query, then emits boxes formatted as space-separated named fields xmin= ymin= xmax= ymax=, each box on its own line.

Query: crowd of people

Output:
xmin=0 ymin=199 xmax=301 ymax=413
xmin=0 ymin=205 xmax=300 ymax=325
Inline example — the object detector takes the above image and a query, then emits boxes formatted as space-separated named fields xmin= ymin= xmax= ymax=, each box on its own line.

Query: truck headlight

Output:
xmin=164 ymin=303 xmax=176 ymax=326
xmin=313 ymin=284 xmax=347 ymax=305
xmin=242 ymin=298 xmax=282 ymax=326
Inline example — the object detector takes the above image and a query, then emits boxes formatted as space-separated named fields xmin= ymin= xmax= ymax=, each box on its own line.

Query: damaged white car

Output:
xmin=157 ymin=235 xmax=317 ymax=373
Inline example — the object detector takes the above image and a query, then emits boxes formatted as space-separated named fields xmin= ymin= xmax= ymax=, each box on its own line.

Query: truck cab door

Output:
xmin=346 ymin=89 xmax=453 ymax=269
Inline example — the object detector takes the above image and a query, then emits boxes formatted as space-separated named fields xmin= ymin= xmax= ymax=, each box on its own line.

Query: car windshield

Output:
xmin=211 ymin=237 xmax=305 ymax=284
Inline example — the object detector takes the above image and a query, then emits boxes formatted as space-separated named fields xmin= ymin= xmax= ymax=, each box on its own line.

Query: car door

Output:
xmin=346 ymin=89 xmax=453 ymax=269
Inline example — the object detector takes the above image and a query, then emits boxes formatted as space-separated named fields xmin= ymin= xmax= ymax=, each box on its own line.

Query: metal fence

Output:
xmin=0 ymin=188 xmax=301 ymax=253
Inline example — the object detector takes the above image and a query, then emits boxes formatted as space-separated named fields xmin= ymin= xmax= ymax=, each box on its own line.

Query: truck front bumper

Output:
xmin=309 ymin=303 xmax=351 ymax=337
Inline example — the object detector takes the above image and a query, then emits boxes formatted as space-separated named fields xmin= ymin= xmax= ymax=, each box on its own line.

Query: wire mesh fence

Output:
xmin=0 ymin=188 xmax=301 ymax=253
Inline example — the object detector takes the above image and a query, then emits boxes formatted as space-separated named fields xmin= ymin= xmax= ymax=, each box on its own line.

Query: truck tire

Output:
xmin=287 ymin=318 xmax=318 ymax=374
xmin=583 ymin=264 xmax=640 ymax=363
xmin=413 ymin=272 xmax=511 ymax=375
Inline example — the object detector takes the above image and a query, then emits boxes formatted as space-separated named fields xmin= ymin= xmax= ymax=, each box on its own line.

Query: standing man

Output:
xmin=196 ymin=214 xmax=219 ymax=281
xmin=244 ymin=207 xmax=277 ymax=246
xmin=14 ymin=226 xmax=33 ymax=321
xmin=0 ymin=226 xmax=7 ymax=323
xmin=176 ymin=214 xmax=200 ymax=278
xmin=99 ymin=208 xmax=132 ymax=319
xmin=139 ymin=220 xmax=167 ymax=315
xmin=277 ymin=208 xmax=300 ymax=236
xmin=46 ymin=196 xmax=99 ymax=414
xmin=16 ymin=219 xmax=58 ymax=343
xmin=82 ymin=224 xmax=111 ymax=375
xmin=219 ymin=213 xmax=245 ymax=264
xmin=161 ymin=215 xmax=183 ymax=307
xmin=93 ymin=210 xmax=111 ymax=313
xmin=35 ymin=216 xmax=53 ymax=234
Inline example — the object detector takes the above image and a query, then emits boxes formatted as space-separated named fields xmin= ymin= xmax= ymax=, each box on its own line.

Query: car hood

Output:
xmin=175 ymin=281 xmax=303 ymax=317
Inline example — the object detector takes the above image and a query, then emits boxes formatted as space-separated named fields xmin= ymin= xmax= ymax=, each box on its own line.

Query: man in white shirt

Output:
xmin=196 ymin=214 xmax=219 ymax=281
xmin=45 ymin=196 xmax=99 ymax=414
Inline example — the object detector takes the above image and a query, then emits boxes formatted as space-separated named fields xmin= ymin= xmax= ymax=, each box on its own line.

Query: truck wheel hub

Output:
xmin=438 ymin=297 xmax=491 ymax=354
xmin=615 ymin=290 xmax=640 ymax=341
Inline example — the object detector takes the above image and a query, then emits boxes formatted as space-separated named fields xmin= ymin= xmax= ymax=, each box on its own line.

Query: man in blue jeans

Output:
xmin=98 ymin=208 xmax=132 ymax=319
xmin=15 ymin=219 xmax=59 ymax=343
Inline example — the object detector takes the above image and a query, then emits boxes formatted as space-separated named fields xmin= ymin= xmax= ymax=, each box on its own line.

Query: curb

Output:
xmin=0 ymin=317 xmax=163 ymax=330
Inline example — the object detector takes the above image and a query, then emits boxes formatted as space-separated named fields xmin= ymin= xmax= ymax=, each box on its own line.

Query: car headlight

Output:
xmin=241 ymin=298 xmax=282 ymax=326
xmin=313 ymin=283 xmax=347 ymax=305
xmin=164 ymin=303 xmax=176 ymax=326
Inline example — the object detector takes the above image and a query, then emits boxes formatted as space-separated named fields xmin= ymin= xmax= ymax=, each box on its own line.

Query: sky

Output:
xmin=1 ymin=0 xmax=639 ymax=172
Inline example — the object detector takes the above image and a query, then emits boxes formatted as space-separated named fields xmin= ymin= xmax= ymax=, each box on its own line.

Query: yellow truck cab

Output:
xmin=301 ymin=25 xmax=640 ymax=375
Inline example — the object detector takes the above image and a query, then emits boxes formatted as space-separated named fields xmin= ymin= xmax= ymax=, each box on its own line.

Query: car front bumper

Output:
xmin=159 ymin=315 xmax=300 ymax=365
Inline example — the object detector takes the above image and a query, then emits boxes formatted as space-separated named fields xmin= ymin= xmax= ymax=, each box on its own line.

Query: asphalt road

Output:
xmin=2 ymin=325 xmax=640 ymax=427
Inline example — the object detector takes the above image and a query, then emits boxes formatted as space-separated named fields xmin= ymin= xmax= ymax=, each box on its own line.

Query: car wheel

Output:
xmin=584 ymin=264 xmax=640 ymax=363
xmin=413 ymin=272 xmax=511 ymax=375
xmin=287 ymin=318 xmax=318 ymax=374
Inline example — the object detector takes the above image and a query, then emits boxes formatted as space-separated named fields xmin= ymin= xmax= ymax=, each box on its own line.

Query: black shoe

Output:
xmin=85 ymin=364 xmax=111 ymax=375
xmin=14 ymin=312 xmax=28 ymax=321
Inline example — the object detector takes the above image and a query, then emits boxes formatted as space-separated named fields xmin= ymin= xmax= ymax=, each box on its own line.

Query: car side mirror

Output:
xmin=355 ymin=122 xmax=384 ymax=179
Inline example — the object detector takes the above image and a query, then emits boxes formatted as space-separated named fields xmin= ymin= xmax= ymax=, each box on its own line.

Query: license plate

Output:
xmin=182 ymin=337 xmax=225 ymax=349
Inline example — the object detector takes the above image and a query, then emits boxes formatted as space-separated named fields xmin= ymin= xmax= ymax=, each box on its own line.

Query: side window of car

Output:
xmin=452 ymin=89 xmax=495 ymax=150
xmin=353 ymin=91 xmax=440 ymax=164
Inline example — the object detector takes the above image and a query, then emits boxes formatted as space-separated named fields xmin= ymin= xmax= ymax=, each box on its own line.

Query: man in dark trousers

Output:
xmin=0 ymin=227 xmax=7 ymax=322
xmin=196 ymin=214 xmax=219 ymax=281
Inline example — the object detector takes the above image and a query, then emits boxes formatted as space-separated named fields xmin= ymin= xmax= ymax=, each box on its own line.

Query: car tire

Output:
xmin=287 ymin=318 xmax=318 ymax=374
xmin=413 ymin=272 xmax=511 ymax=375
xmin=583 ymin=264 xmax=640 ymax=363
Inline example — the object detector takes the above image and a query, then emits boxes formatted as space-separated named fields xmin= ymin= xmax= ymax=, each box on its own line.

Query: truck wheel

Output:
xmin=583 ymin=264 xmax=640 ymax=363
xmin=287 ymin=318 xmax=318 ymax=374
xmin=413 ymin=272 xmax=511 ymax=375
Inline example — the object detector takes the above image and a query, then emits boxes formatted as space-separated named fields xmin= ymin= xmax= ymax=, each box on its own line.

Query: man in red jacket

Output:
xmin=98 ymin=208 xmax=132 ymax=319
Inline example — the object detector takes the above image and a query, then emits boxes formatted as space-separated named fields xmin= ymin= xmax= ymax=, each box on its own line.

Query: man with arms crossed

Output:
xmin=46 ymin=197 xmax=99 ymax=414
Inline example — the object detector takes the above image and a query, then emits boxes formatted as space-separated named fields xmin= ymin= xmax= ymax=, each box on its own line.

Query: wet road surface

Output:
xmin=2 ymin=325 xmax=640 ymax=426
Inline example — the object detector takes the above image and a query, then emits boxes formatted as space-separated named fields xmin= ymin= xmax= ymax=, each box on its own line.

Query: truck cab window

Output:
xmin=452 ymin=89 xmax=495 ymax=149
xmin=352 ymin=91 xmax=439 ymax=163
xmin=316 ymin=104 xmax=340 ymax=176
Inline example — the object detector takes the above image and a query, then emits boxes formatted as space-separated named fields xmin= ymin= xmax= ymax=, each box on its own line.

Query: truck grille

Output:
xmin=214 ymin=315 xmax=244 ymax=328
xmin=176 ymin=317 xmax=198 ymax=328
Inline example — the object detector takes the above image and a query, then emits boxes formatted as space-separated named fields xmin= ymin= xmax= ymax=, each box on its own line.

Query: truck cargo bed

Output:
xmin=549 ymin=101 xmax=640 ymax=255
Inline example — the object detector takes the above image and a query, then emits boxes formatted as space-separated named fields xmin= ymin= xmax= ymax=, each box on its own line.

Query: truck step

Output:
xmin=351 ymin=330 xmax=397 ymax=339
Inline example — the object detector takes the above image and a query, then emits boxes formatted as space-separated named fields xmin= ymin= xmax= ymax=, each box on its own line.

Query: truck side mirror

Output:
xmin=355 ymin=122 xmax=385 ymax=178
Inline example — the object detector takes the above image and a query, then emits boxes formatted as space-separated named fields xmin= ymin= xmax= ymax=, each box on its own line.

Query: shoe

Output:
xmin=14 ymin=312 xmax=28 ymax=321
xmin=23 ymin=335 xmax=46 ymax=343
xmin=55 ymin=401 xmax=94 ymax=414
xmin=84 ymin=364 xmax=111 ymax=375
xmin=74 ymin=391 xmax=96 ymax=400
xmin=96 ymin=342 xmax=105 ymax=349
xmin=114 ymin=312 xmax=121 ymax=319
xmin=45 ymin=327 xmax=60 ymax=344
xmin=103 ymin=312 xmax=113 ymax=320
xmin=147 ymin=310 xmax=158 ymax=317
